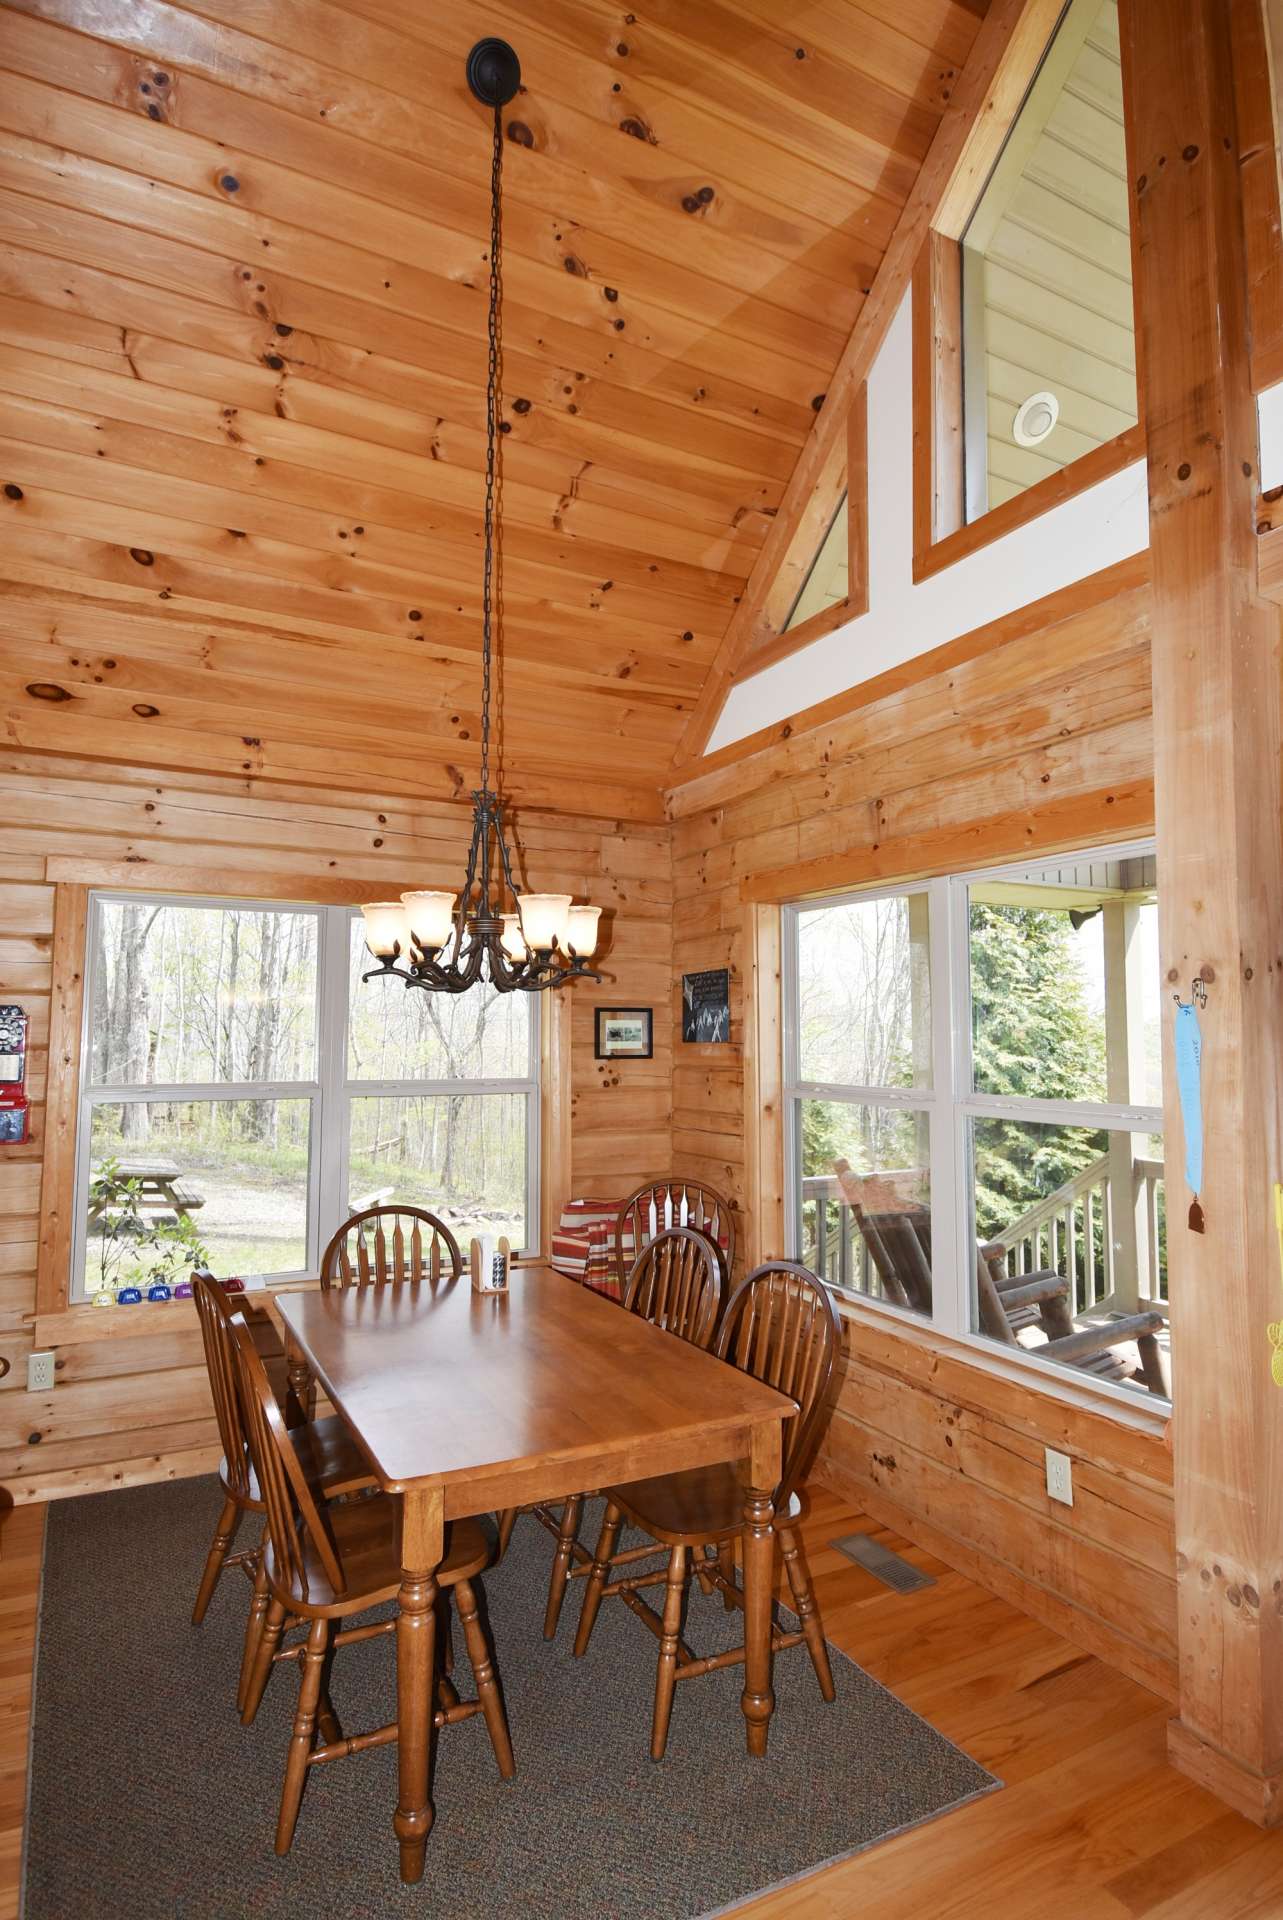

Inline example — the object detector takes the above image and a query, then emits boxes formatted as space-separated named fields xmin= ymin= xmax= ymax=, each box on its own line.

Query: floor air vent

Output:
xmin=830 ymin=1533 xmax=935 ymax=1594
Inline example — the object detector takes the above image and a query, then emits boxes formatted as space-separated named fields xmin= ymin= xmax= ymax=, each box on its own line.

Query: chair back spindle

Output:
xmin=320 ymin=1204 xmax=462 ymax=1291
xmin=716 ymin=1261 xmax=842 ymax=1504
xmin=623 ymin=1227 xmax=722 ymax=1348
xmin=616 ymin=1178 xmax=736 ymax=1290
xmin=228 ymin=1314 xmax=345 ymax=1606
xmin=191 ymin=1269 xmax=255 ymax=1500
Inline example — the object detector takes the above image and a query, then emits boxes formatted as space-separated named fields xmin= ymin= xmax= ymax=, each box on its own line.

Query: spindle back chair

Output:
xmin=574 ymin=1261 xmax=843 ymax=1759
xmin=228 ymin=1314 xmax=514 ymax=1854
xmin=623 ymin=1226 xmax=723 ymax=1348
xmin=716 ymin=1260 xmax=844 ymax=1506
xmin=615 ymin=1178 xmax=735 ymax=1290
xmin=320 ymin=1204 xmax=462 ymax=1291
xmin=190 ymin=1270 xmax=371 ymax=1712
xmin=514 ymin=1228 xmax=725 ymax=1643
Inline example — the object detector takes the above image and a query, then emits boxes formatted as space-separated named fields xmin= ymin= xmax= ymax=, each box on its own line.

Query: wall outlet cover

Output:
xmin=27 ymin=1349 xmax=55 ymax=1393
xmin=1045 ymin=1446 xmax=1074 ymax=1506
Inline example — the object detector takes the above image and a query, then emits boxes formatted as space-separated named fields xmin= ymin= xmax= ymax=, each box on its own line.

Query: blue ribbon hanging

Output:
xmin=1173 ymin=992 xmax=1204 ymax=1233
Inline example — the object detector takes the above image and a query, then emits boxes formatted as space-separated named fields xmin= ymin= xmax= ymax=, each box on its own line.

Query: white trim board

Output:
xmin=707 ymin=293 xmax=1150 ymax=754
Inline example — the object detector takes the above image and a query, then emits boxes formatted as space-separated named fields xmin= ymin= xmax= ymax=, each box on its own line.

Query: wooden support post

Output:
xmin=1121 ymin=0 xmax=1283 ymax=1825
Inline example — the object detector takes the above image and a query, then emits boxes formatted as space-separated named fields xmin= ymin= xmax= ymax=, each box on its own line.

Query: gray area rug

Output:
xmin=24 ymin=1477 xmax=998 ymax=1918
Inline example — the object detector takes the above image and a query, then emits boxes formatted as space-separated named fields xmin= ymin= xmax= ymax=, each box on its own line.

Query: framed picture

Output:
xmin=594 ymin=1007 xmax=653 ymax=1060
xmin=682 ymin=968 xmax=731 ymax=1044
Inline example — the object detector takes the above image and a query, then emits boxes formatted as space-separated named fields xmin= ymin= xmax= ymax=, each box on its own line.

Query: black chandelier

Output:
xmin=360 ymin=39 xmax=602 ymax=996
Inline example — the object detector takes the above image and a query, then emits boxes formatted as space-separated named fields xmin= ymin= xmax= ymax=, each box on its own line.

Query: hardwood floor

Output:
xmin=4 ymin=1480 xmax=1283 ymax=1918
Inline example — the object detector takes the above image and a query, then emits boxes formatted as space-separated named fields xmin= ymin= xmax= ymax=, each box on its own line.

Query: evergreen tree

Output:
xmin=969 ymin=904 xmax=1106 ymax=1237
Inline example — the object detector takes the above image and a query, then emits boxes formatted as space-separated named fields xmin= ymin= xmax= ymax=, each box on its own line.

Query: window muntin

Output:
xmin=74 ymin=895 xmax=539 ymax=1299
xmin=960 ymin=0 xmax=1136 ymax=520
xmin=783 ymin=840 xmax=1168 ymax=1406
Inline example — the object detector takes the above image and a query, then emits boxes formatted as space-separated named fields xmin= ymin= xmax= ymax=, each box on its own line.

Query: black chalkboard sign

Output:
xmin=682 ymin=968 xmax=730 ymax=1044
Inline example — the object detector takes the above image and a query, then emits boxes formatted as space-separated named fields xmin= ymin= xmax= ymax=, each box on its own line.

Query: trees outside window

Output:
xmin=73 ymin=895 xmax=538 ymax=1298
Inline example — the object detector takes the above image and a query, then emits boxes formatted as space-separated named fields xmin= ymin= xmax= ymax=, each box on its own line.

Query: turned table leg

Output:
xmin=284 ymin=1331 xmax=311 ymax=1431
xmin=741 ymin=1416 xmax=782 ymax=1758
xmin=393 ymin=1485 xmax=444 ymax=1884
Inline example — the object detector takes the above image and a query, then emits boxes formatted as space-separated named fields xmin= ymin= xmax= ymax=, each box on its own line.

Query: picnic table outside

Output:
xmin=87 ymin=1157 xmax=207 ymax=1226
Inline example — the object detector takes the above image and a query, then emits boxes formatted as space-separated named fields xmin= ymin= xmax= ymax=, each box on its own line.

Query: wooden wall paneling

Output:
xmin=668 ymin=540 xmax=1164 ymax=1674
xmin=0 ymin=762 xmax=673 ymax=1499
xmin=1122 ymin=0 xmax=1283 ymax=1827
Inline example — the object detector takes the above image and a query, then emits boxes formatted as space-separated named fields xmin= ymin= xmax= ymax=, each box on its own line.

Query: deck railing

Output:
xmin=994 ymin=1152 xmax=1166 ymax=1317
xmin=802 ymin=1155 xmax=1166 ymax=1318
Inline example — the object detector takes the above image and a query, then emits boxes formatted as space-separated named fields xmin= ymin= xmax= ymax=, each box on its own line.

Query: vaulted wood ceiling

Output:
xmin=0 ymin=0 xmax=988 ymax=820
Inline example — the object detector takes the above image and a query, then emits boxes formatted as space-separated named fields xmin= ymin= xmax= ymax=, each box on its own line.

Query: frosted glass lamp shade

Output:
xmin=400 ymin=890 xmax=456 ymax=951
xmin=566 ymin=905 xmax=601 ymax=957
xmin=500 ymin=915 xmax=527 ymax=962
xmin=520 ymin=892 xmax=573 ymax=952
xmin=361 ymin=901 xmax=412 ymax=959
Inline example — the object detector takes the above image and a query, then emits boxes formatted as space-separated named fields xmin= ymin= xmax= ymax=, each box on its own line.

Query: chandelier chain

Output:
xmin=480 ymin=102 xmax=503 ymax=799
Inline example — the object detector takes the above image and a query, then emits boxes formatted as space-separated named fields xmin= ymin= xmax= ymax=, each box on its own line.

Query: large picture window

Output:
xmin=784 ymin=843 xmax=1169 ymax=1405
xmin=73 ymin=894 xmax=539 ymax=1300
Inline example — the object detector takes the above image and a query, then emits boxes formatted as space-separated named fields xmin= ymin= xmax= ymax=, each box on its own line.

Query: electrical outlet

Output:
xmin=27 ymin=1349 xmax=55 ymax=1393
xmin=1045 ymin=1447 xmax=1074 ymax=1506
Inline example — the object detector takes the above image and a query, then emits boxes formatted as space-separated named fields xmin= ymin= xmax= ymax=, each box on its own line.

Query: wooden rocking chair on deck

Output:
xmin=834 ymin=1161 xmax=1169 ymax=1397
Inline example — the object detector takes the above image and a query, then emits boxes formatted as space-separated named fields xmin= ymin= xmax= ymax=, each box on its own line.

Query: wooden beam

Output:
xmin=670 ymin=0 xmax=1061 ymax=772
xmin=1121 ymin=0 xmax=1283 ymax=1826
xmin=739 ymin=779 xmax=1156 ymax=906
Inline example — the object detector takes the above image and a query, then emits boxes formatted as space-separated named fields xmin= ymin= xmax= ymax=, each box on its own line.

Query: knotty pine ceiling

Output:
xmin=0 ymin=0 xmax=988 ymax=821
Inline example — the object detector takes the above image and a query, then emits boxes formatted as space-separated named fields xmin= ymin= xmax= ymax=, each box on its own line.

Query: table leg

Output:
xmin=283 ymin=1330 xmax=311 ymax=1431
xmin=741 ymin=1417 xmax=782 ymax=1758
xmin=394 ymin=1486 xmax=444 ymax=1884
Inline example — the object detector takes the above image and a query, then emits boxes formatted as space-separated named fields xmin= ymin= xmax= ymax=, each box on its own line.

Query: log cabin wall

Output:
xmin=0 ymin=753 xmax=672 ymax=1502
xmin=667 ymin=559 xmax=1175 ymax=1698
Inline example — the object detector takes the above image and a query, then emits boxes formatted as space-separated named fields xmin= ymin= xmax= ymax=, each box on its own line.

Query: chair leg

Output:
xmin=543 ymin=1492 xmax=583 ymax=1640
xmin=192 ymin=1493 xmax=240 ymax=1625
xmin=454 ymin=1578 xmax=515 ymax=1780
xmin=780 ymin=1523 xmax=835 ymax=1703
xmin=717 ymin=1541 xmax=737 ymax=1610
xmin=241 ymin=1594 xmax=287 ymax=1725
xmin=237 ymin=1537 xmax=270 ymax=1713
xmin=573 ymin=1500 xmax=623 ymax=1657
xmin=495 ymin=1507 xmax=518 ymax=1559
xmin=651 ymin=1544 xmax=687 ymax=1762
xmin=275 ymin=1617 xmax=328 ymax=1855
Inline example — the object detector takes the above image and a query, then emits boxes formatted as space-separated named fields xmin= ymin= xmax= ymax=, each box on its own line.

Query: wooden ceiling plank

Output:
xmin=0 ymin=527 xmax=725 ymax=670
xmin=0 ymin=283 xmax=782 ymax=536
xmin=0 ymin=458 xmax=738 ymax=632
xmin=725 ymin=0 xmax=985 ymax=97
xmin=0 ymin=703 xmax=671 ymax=817
xmin=670 ymin=0 xmax=1057 ymax=769
xmin=0 ymin=130 xmax=828 ymax=438
xmin=0 ymin=183 xmax=812 ymax=467
xmin=185 ymin=0 xmax=925 ymax=210
xmin=0 ymin=8 xmax=877 ymax=337
xmin=0 ymin=343 xmax=766 ymax=578
xmin=0 ymin=0 xmax=902 ymax=267
xmin=0 ymin=585 xmax=711 ymax=705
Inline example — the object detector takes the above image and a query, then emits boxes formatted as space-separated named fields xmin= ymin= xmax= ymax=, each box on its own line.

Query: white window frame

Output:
xmin=71 ymin=892 xmax=541 ymax=1300
xmin=782 ymin=837 xmax=1166 ymax=1411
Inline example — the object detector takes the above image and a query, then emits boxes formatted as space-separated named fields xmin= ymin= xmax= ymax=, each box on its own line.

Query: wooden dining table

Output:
xmin=277 ymin=1263 xmax=797 ymax=1884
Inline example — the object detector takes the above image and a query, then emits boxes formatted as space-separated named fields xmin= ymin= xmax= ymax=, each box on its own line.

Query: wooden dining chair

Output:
xmin=229 ymin=1314 xmax=514 ymax=1854
xmin=320 ymin=1203 xmax=463 ymax=1290
xmin=573 ymin=1260 xmax=842 ymax=1760
xmin=615 ymin=1178 xmax=736 ymax=1292
xmin=536 ymin=1227 xmax=724 ymax=1640
xmin=189 ymin=1271 xmax=373 ymax=1709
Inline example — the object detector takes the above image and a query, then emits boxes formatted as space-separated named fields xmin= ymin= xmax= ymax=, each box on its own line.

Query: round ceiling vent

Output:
xmin=1013 ymin=391 xmax=1059 ymax=448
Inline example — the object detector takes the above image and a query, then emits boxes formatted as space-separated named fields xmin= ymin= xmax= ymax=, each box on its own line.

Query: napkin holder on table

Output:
xmin=470 ymin=1235 xmax=510 ymax=1293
